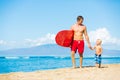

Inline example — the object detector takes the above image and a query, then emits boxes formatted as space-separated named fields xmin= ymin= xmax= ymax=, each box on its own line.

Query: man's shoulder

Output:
xmin=71 ymin=24 xmax=76 ymax=29
xmin=82 ymin=24 xmax=86 ymax=27
xmin=82 ymin=25 xmax=86 ymax=30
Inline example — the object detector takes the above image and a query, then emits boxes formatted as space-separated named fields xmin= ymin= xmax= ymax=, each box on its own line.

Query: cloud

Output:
xmin=1 ymin=29 xmax=120 ymax=50
xmin=0 ymin=33 xmax=56 ymax=50
xmin=0 ymin=40 xmax=7 ymax=45
xmin=89 ymin=28 xmax=120 ymax=45
xmin=25 ymin=33 xmax=56 ymax=47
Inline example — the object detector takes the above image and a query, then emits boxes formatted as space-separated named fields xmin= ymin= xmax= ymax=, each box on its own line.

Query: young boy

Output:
xmin=92 ymin=39 xmax=102 ymax=68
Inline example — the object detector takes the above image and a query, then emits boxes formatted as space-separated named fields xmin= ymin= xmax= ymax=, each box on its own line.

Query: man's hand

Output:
xmin=88 ymin=44 xmax=92 ymax=50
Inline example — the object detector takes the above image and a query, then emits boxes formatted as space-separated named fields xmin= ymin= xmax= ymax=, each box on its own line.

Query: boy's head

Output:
xmin=96 ymin=39 xmax=102 ymax=45
xmin=77 ymin=16 xmax=84 ymax=25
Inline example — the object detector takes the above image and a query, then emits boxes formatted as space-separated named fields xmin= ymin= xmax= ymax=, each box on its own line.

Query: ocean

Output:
xmin=0 ymin=56 xmax=120 ymax=74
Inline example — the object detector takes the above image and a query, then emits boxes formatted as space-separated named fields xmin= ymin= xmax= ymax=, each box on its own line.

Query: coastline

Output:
xmin=0 ymin=64 xmax=120 ymax=80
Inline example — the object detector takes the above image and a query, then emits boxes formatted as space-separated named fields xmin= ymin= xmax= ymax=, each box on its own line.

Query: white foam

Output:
xmin=21 ymin=56 xmax=30 ymax=59
xmin=5 ymin=56 xmax=19 ymax=59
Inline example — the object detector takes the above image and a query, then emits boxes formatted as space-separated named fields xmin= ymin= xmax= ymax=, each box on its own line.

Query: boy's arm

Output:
xmin=100 ymin=47 xmax=103 ymax=54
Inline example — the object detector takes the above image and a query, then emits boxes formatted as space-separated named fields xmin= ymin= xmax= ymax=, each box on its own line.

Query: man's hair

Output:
xmin=77 ymin=16 xmax=84 ymax=21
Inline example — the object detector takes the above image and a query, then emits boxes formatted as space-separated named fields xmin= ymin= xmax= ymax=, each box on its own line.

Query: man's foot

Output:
xmin=72 ymin=66 xmax=76 ymax=69
xmin=79 ymin=66 xmax=83 ymax=68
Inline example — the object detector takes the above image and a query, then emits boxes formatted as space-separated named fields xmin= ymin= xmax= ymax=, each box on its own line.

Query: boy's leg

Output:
xmin=98 ymin=55 xmax=101 ymax=68
xmin=95 ymin=54 xmax=98 ymax=67
xmin=79 ymin=53 xmax=83 ymax=68
xmin=98 ymin=64 xmax=101 ymax=68
xmin=95 ymin=61 xmax=98 ymax=67
xmin=71 ymin=51 xmax=76 ymax=68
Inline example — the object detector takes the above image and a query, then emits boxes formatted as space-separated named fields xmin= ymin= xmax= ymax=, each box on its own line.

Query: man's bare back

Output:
xmin=71 ymin=24 xmax=85 ymax=40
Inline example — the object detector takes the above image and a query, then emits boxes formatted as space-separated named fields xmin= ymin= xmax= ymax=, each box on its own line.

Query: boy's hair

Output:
xmin=97 ymin=39 xmax=102 ymax=44
xmin=77 ymin=16 xmax=84 ymax=21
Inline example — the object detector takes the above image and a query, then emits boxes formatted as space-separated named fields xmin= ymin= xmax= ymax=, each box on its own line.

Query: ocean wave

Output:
xmin=5 ymin=56 xmax=19 ymax=59
xmin=20 ymin=56 xmax=30 ymax=59
xmin=29 ymin=56 xmax=71 ymax=59
xmin=4 ymin=56 xmax=30 ymax=59
xmin=53 ymin=56 xmax=71 ymax=59
xmin=1 ymin=56 xmax=119 ymax=60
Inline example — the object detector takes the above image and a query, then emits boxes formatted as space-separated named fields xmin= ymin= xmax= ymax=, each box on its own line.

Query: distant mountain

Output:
xmin=0 ymin=44 xmax=70 ymax=56
xmin=0 ymin=44 xmax=120 ymax=57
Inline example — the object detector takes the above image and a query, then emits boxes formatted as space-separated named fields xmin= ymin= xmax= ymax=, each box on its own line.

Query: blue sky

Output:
xmin=0 ymin=0 xmax=120 ymax=50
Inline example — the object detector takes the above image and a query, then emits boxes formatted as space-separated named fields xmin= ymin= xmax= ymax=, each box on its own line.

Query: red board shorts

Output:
xmin=71 ymin=40 xmax=84 ymax=54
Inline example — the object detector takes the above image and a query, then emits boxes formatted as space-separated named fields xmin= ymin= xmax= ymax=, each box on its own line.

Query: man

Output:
xmin=71 ymin=16 xmax=92 ymax=68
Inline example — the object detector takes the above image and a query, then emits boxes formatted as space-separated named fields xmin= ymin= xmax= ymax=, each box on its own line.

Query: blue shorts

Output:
xmin=95 ymin=54 xmax=101 ymax=64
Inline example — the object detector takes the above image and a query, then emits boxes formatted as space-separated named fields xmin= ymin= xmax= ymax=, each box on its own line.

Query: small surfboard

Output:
xmin=55 ymin=30 xmax=74 ymax=47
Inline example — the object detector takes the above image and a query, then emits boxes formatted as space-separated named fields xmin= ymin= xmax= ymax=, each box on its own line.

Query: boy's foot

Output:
xmin=98 ymin=64 xmax=101 ymax=68
xmin=98 ymin=65 xmax=101 ymax=68
xmin=95 ymin=63 xmax=98 ymax=67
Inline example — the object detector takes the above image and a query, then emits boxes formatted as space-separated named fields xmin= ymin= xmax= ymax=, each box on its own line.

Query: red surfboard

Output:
xmin=55 ymin=30 xmax=74 ymax=47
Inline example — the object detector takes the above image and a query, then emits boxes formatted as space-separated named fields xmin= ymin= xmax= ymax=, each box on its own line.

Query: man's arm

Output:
xmin=70 ymin=25 xmax=74 ymax=30
xmin=92 ymin=46 xmax=96 ymax=50
xmin=84 ymin=26 xmax=92 ymax=49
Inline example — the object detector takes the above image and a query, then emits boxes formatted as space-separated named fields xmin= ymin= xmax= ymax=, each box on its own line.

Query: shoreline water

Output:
xmin=0 ymin=56 xmax=120 ymax=59
xmin=0 ymin=64 xmax=120 ymax=80
xmin=0 ymin=56 xmax=120 ymax=74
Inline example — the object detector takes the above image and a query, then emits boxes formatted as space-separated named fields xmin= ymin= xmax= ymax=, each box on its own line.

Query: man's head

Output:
xmin=77 ymin=16 xmax=84 ymax=25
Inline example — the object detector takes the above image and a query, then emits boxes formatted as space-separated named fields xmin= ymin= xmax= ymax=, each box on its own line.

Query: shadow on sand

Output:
xmin=75 ymin=65 xmax=108 ymax=68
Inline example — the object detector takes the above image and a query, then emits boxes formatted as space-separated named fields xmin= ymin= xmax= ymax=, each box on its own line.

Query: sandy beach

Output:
xmin=0 ymin=64 xmax=120 ymax=80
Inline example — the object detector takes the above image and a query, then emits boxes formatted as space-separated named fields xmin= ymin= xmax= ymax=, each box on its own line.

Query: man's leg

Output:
xmin=78 ymin=40 xmax=84 ymax=68
xmin=79 ymin=53 xmax=83 ymax=68
xmin=71 ymin=51 xmax=76 ymax=68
